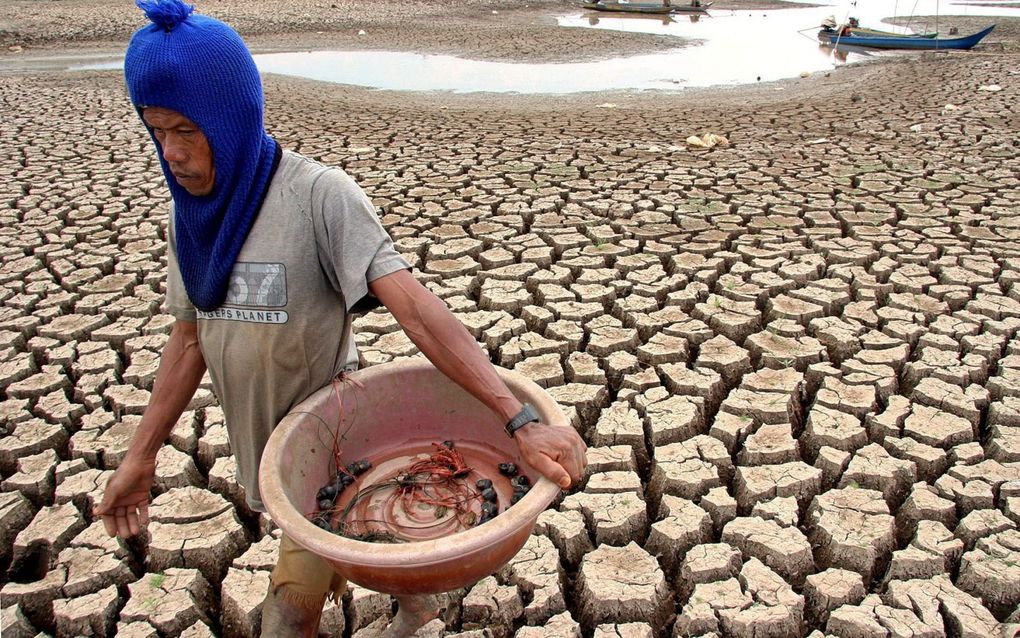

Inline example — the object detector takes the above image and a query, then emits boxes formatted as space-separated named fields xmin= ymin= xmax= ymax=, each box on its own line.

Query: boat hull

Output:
xmin=582 ymin=1 xmax=711 ymax=14
xmin=851 ymin=26 xmax=937 ymax=38
xmin=820 ymin=24 xmax=994 ymax=49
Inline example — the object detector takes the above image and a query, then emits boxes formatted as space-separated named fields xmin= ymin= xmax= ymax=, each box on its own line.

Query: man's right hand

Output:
xmin=94 ymin=455 xmax=156 ymax=538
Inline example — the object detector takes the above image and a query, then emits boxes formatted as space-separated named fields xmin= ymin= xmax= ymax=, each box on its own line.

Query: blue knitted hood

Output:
xmin=125 ymin=0 xmax=280 ymax=311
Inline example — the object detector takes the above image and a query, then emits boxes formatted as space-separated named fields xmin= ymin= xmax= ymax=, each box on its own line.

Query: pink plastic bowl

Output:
xmin=258 ymin=359 xmax=564 ymax=595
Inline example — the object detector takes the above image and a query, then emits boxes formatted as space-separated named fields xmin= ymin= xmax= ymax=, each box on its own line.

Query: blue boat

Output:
xmin=820 ymin=24 xmax=994 ymax=50
xmin=848 ymin=26 xmax=938 ymax=38
xmin=821 ymin=16 xmax=937 ymax=39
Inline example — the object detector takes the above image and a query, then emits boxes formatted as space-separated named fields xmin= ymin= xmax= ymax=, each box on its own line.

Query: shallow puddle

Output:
xmin=249 ymin=4 xmax=896 ymax=92
xmin=20 ymin=0 xmax=1019 ymax=94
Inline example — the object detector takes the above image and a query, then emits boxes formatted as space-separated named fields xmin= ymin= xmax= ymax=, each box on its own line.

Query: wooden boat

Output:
xmin=666 ymin=1 xmax=712 ymax=12
xmin=850 ymin=26 xmax=937 ymax=38
xmin=821 ymin=17 xmax=937 ymax=39
xmin=582 ymin=1 xmax=711 ymax=14
xmin=819 ymin=24 xmax=994 ymax=49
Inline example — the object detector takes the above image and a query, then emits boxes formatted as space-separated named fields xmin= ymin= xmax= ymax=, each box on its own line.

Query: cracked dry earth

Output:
xmin=3 ymin=6 xmax=1020 ymax=638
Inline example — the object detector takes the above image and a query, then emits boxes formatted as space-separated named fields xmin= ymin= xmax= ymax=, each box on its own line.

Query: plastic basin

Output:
xmin=258 ymin=359 xmax=564 ymax=595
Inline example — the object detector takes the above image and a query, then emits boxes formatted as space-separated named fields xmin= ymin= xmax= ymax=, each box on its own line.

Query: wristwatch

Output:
xmin=505 ymin=403 xmax=540 ymax=438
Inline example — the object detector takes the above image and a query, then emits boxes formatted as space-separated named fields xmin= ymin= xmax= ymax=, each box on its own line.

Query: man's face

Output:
xmin=142 ymin=107 xmax=216 ymax=197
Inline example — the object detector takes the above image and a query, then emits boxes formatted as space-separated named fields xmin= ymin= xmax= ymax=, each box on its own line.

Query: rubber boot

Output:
xmin=260 ymin=583 xmax=324 ymax=638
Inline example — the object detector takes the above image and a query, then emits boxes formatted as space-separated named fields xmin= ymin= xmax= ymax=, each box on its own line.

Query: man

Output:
xmin=95 ymin=1 xmax=587 ymax=636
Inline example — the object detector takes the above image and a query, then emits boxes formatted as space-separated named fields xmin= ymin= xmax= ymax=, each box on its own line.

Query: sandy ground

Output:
xmin=0 ymin=0 xmax=794 ymax=61
xmin=6 ymin=0 xmax=1015 ymax=60
xmin=1 ymin=1 xmax=1020 ymax=637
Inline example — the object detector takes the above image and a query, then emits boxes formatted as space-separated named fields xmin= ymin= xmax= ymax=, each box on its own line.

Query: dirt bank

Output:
xmin=1 ymin=1 xmax=1019 ymax=637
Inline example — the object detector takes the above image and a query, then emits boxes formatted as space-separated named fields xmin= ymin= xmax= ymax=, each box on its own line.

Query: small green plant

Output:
xmin=148 ymin=573 xmax=165 ymax=588
xmin=545 ymin=164 xmax=575 ymax=176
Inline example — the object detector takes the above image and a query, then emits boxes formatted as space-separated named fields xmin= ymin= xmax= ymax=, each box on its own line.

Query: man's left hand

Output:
xmin=514 ymin=423 xmax=587 ymax=489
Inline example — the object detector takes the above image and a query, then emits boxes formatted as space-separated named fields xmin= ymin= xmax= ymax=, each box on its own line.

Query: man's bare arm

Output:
xmin=368 ymin=270 xmax=586 ymax=488
xmin=95 ymin=319 xmax=207 ymax=537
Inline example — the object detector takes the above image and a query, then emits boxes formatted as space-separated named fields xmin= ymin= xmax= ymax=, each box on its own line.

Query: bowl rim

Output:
xmin=259 ymin=359 xmax=565 ymax=567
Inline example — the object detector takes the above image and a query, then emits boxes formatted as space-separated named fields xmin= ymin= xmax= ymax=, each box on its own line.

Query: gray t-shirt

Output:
xmin=166 ymin=150 xmax=410 ymax=510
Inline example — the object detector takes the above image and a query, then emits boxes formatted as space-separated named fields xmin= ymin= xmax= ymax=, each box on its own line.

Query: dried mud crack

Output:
xmin=2 ymin=0 xmax=1020 ymax=636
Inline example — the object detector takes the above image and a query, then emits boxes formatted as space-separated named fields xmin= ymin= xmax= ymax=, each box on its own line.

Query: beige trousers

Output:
xmin=270 ymin=534 xmax=348 ymax=609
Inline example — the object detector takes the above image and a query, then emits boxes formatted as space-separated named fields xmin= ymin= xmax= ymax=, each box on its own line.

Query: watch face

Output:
xmin=522 ymin=404 xmax=537 ymax=423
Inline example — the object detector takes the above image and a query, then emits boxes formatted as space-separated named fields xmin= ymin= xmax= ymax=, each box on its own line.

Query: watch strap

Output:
xmin=505 ymin=403 xmax=540 ymax=437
